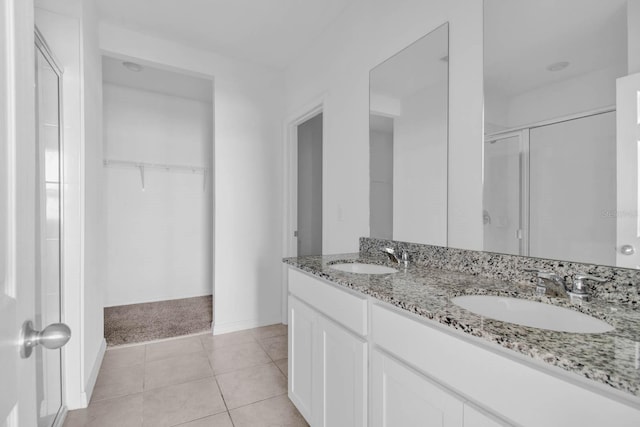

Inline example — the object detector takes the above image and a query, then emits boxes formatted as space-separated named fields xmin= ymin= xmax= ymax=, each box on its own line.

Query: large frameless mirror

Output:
xmin=369 ymin=23 xmax=449 ymax=246
xmin=483 ymin=0 xmax=640 ymax=268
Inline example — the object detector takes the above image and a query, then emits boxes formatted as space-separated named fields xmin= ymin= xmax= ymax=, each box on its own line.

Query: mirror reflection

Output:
xmin=484 ymin=0 xmax=639 ymax=268
xmin=369 ymin=23 xmax=449 ymax=246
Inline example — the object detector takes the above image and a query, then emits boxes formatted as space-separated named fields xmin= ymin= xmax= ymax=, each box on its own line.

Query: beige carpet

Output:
xmin=104 ymin=295 xmax=213 ymax=346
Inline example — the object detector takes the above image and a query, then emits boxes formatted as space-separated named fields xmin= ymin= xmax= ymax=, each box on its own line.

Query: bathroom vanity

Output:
xmin=283 ymin=250 xmax=640 ymax=427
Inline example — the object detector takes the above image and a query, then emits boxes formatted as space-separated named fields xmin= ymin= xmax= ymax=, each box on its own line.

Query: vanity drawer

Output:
xmin=371 ymin=303 xmax=640 ymax=427
xmin=288 ymin=268 xmax=367 ymax=336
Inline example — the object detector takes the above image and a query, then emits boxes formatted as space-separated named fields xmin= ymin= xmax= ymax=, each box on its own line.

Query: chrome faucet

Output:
xmin=524 ymin=268 xmax=607 ymax=301
xmin=381 ymin=247 xmax=400 ymax=264
xmin=381 ymin=247 xmax=409 ymax=266
xmin=525 ymin=268 xmax=571 ymax=298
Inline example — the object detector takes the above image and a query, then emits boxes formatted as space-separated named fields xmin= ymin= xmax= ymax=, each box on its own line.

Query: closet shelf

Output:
xmin=103 ymin=159 xmax=208 ymax=191
xmin=103 ymin=159 xmax=207 ymax=174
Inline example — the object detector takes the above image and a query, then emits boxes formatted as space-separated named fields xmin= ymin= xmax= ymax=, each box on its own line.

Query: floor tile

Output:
xmin=207 ymin=341 xmax=271 ymax=374
xmin=142 ymin=378 xmax=226 ymax=427
xmin=274 ymin=358 xmax=288 ymax=378
xmin=251 ymin=324 xmax=288 ymax=341
xmin=216 ymin=363 xmax=287 ymax=409
xmin=259 ymin=334 xmax=288 ymax=361
xmin=144 ymin=351 xmax=212 ymax=390
xmin=101 ymin=345 xmax=145 ymax=369
xmin=201 ymin=330 xmax=256 ymax=351
xmin=145 ymin=335 xmax=204 ymax=362
xmin=92 ymin=363 xmax=144 ymax=402
xmin=64 ymin=393 xmax=143 ymax=427
xmin=229 ymin=395 xmax=308 ymax=427
xmin=176 ymin=412 xmax=234 ymax=427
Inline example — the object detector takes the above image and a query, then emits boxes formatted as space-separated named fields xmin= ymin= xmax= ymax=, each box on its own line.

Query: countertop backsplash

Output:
xmin=360 ymin=237 xmax=640 ymax=305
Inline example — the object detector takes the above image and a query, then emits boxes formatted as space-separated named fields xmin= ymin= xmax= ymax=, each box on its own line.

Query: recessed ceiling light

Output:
xmin=546 ymin=61 xmax=569 ymax=72
xmin=122 ymin=61 xmax=143 ymax=72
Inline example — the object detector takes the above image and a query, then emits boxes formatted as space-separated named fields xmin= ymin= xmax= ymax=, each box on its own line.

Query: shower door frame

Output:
xmin=34 ymin=27 xmax=67 ymax=427
xmin=483 ymin=129 xmax=530 ymax=256
xmin=485 ymin=105 xmax=616 ymax=259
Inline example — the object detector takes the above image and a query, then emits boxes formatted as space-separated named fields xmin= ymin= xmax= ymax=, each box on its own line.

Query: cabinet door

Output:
xmin=289 ymin=296 xmax=315 ymax=423
xmin=371 ymin=349 xmax=464 ymax=427
xmin=314 ymin=315 xmax=367 ymax=427
xmin=463 ymin=403 xmax=510 ymax=427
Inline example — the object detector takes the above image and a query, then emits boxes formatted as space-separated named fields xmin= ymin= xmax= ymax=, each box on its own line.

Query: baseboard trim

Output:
xmin=80 ymin=338 xmax=106 ymax=406
xmin=213 ymin=316 xmax=283 ymax=335
xmin=52 ymin=406 xmax=67 ymax=427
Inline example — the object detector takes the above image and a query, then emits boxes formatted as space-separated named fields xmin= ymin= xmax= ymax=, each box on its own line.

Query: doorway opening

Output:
xmin=296 ymin=113 xmax=323 ymax=257
xmin=101 ymin=55 xmax=215 ymax=346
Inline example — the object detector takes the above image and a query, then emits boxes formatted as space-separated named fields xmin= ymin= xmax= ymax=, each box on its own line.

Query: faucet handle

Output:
xmin=573 ymin=273 xmax=608 ymax=294
xmin=572 ymin=273 xmax=607 ymax=295
xmin=401 ymin=250 xmax=409 ymax=266
xmin=574 ymin=273 xmax=607 ymax=283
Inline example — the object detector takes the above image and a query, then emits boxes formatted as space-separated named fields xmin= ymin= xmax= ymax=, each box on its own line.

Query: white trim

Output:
xmin=281 ymin=94 xmax=327 ymax=324
xmin=79 ymin=338 xmax=106 ymax=407
xmin=213 ymin=316 xmax=283 ymax=335
xmin=486 ymin=105 xmax=616 ymax=139
xmin=51 ymin=407 xmax=67 ymax=427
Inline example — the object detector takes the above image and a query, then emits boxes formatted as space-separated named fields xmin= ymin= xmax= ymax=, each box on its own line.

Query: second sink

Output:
xmin=451 ymin=295 xmax=613 ymax=333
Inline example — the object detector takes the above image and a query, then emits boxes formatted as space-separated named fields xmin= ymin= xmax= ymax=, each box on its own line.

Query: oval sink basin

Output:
xmin=451 ymin=295 xmax=613 ymax=333
xmin=329 ymin=263 xmax=398 ymax=274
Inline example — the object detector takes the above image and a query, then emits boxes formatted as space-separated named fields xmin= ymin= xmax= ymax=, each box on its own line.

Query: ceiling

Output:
xmin=484 ymin=0 xmax=628 ymax=99
xmin=96 ymin=0 xmax=353 ymax=69
xmin=102 ymin=55 xmax=213 ymax=103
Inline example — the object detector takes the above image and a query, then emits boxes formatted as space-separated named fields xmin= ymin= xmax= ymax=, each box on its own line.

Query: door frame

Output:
xmin=282 ymin=94 xmax=326 ymax=323
xmin=35 ymin=26 xmax=68 ymax=427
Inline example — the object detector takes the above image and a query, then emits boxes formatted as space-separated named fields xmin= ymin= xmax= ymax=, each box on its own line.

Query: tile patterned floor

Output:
xmin=64 ymin=324 xmax=308 ymax=427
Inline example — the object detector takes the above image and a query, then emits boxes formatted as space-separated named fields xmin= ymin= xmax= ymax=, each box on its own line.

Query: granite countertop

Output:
xmin=283 ymin=253 xmax=640 ymax=399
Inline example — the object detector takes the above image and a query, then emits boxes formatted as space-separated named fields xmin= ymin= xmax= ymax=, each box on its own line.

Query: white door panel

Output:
xmin=617 ymin=72 xmax=640 ymax=268
xmin=0 ymin=1 xmax=38 ymax=426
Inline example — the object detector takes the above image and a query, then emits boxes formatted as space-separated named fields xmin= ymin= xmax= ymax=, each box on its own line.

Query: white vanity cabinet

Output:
xmin=288 ymin=268 xmax=368 ymax=427
xmin=371 ymin=349 xmax=464 ymax=427
xmin=371 ymin=303 xmax=640 ymax=427
xmin=287 ymin=266 xmax=640 ymax=427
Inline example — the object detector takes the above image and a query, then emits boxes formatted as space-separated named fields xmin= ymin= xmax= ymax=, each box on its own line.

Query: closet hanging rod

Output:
xmin=103 ymin=159 xmax=207 ymax=174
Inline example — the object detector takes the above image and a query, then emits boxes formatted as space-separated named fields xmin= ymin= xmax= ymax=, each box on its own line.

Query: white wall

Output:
xmin=393 ymin=83 xmax=448 ymax=245
xmin=99 ymin=24 xmax=285 ymax=333
xmin=297 ymin=113 xmax=323 ymax=256
xmin=80 ymin=0 xmax=105 ymax=409
xmin=505 ymin=65 xmax=623 ymax=128
xmin=284 ymin=0 xmax=484 ymax=252
xmin=35 ymin=0 xmax=104 ymax=409
xmin=103 ymin=83 xmax=213 ymax=306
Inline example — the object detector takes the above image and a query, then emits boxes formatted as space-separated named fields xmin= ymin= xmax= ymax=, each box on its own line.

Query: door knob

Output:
xmin=20 ymin=320 xmax=71 ymax=359
xmin=620 ymin=245 xmax=635 ymax=255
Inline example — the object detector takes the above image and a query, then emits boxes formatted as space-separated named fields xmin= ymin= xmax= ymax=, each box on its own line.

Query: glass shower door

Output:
xmin=35 ymin=31 xmax=64 ymax=427
xmin=483 ymin=132 xmax=527 ymax=255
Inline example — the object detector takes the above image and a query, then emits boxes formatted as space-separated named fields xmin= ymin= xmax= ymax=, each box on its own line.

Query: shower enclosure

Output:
xmin=483 ymin=110 xmax=616 ymax=266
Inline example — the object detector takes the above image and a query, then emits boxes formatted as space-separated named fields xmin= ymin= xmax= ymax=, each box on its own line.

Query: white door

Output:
xmin=1 ymin=4 xmax=71 ymax=426
xmin=288 ymin=296 xmax=315 ymax=424
xmin=371 ymin=349 xmax=464 ymax=427
xmin=1 ymin=1 xmax=39 ymax=425
xmin=616 ymin=72 xmax=640 ymax=268
xmin=314 ymin=315 xmax=367 ymax=427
